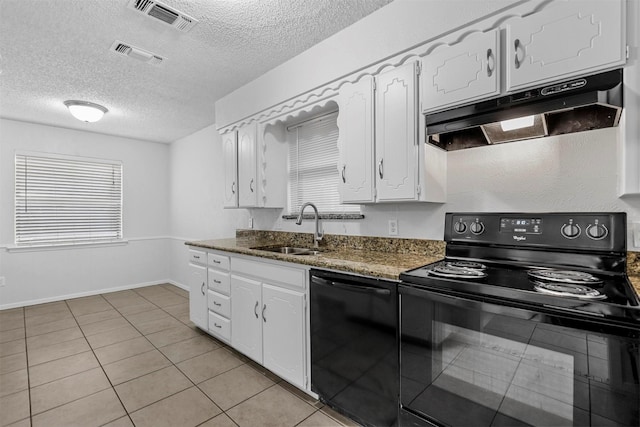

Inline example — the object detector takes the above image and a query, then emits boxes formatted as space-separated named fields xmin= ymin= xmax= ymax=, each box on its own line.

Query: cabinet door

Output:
xmin=222 ymin=131 xmax=238 ymax=208
xmin=337 ymin=76 xmax=375 ymax=203
xmin=231 ymin=275 xmax=262 ymax=363
xmin=421 ymin=29 xmax=500 ymax=113
xmin=375 ymin=61 xmax=419 ymax=202
xmin=506 ymin=0 xmax=626 ymax=91
xmin=237 ymin=123 xmax=258 ymax=207
xmin=188 ymin=263 xmax=207 ymax=330
xmin=262 ymin=284 xmax=305 ymax=388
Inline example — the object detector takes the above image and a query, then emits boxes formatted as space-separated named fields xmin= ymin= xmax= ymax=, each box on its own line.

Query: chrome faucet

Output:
xmin=296 ymin=202 xmax=323 ymax=248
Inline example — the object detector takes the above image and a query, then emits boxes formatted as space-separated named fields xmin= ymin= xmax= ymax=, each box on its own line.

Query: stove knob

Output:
xmin=586 ymin=222 xmax=608 ymax=240
xmin=470 ymin=221 xmax=485 ymax=235
xmin=561 ymin=221 xmax=581 ymax=239
xmin=453 ymin=220 xmax=467 ymax=234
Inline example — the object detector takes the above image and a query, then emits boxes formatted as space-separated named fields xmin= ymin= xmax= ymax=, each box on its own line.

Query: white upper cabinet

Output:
xmin=421 ymin=29 xmax=500 ymax=113
xmin=375 ymin=61 xmax=419 ymax=202
xmin=222 ymin=131 xmax=238 ymax=208
xmin=506 ymin=0 xmax=626 ymax=91
xmin=237 ymin=123 xmax=258 ymax=207
xmin=337 ymin=76 xmax=375 ymax=203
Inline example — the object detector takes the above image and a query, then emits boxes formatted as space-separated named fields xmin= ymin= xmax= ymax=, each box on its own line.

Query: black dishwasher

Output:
xmin=310 ymin=268 xmax=398 ymax=427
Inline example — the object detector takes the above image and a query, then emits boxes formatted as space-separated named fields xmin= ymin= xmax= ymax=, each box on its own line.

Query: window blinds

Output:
xmin=15 ymin=153 xmax=123 ymax=246
xmin=288 ymin=113 xmax=360 ymax=215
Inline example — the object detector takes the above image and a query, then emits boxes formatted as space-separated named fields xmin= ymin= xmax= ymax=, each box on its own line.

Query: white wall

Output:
xmin=0 ymin=119 xmax=172 ymax=308
xmin=167 ymin=124 xmax=250 ymax=289
xmin=251 ymin=126 xmax=640 ymax=248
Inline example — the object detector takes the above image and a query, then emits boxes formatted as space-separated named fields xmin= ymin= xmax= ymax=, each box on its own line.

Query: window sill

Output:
xmin=282 ymin=213 xmax=365 ymax=220
xmin=3 ymin=240 xmax=129 ymax=253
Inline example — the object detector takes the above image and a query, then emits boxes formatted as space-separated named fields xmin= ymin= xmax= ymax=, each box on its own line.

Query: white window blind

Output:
xmin=15 ymin=153 xmax=123 ymax=246
xmin=288 ymin=112 xmax=360 ymax=215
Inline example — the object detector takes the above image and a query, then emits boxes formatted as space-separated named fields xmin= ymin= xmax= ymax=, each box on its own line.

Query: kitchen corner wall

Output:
xmin=250 ymin=126 xmax=640 ymax=249
xmin=167 ymin=124 xmax=250 ymax=289
xmin=0 ymin=119 xmax=172 ymax=308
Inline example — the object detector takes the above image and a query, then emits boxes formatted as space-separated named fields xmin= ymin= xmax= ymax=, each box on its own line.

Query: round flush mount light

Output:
xmin=63 ymin=100 xmax=108 ymax=123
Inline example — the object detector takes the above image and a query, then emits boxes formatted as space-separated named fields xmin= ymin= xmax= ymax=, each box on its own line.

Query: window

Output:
xmin=287 ymin=112 xmax=360 ymax=215
xmin=15 ymin=153 xmax=123 ymax=246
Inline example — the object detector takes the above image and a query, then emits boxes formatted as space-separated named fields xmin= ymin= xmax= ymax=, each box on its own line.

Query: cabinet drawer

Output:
xmin=208 ymin=311 xmax=230 ymax=342
xmin=208 ymin=268 xmax=230 ymax=295
xmin=208 ymin=253 xmax=230 ymax=270
xmin=208 ymin=290 xmax=231 ymax=318
xmin=189 ymin=249 xmax=207 ymax=265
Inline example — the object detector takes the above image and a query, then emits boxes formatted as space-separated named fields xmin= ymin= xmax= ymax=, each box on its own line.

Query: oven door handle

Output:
xmin=312 ymin=276 xmax=391 ymax=296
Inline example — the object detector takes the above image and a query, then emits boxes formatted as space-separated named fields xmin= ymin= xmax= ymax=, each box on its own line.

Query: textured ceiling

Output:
xmin=0 ymin=0 xmax=392 ymax=143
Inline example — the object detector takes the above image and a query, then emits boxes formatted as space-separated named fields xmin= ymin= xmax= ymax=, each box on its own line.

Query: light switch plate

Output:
xmin=388 ymin=219 xmax=398 ymax=236
xmin=248 ymin=217 xmax=254 ymax=229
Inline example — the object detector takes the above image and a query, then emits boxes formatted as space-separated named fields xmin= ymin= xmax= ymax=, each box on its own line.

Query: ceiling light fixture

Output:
xmin=64 ymin=100 xmax=108 ymax=123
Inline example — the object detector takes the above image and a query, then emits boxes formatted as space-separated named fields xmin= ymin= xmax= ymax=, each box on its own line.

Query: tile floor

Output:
xmin=0 ymin=284 xmax=358 ymax=427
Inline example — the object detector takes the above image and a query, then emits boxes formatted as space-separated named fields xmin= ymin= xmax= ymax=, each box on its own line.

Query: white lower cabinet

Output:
xmin=231 ymin=257 xmax=308 ymax=389
xmin=188 ymin=250 xmax=208 ymax=331
xmin=262 ymin=284 xmax=305 ymax=387
xmin=188 ymin=247 xmax=309 ymax=391
xmin=230 ymin=275 xmax=263 ymax=363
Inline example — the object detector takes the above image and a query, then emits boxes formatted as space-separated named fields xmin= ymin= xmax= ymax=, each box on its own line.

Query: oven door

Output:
xmin=399 ymin=284 xmax=640 ymax=427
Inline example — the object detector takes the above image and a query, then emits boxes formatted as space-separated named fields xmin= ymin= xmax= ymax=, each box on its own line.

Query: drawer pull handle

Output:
xmin=213 ymin=279 xmax=221 ymax=284
xmin=193 ymin=255 xmax=200 ymax=259
xmin=486 ymin=48 xmax=494 ymax=77
xmin=254 ymin=301 xmax=259 ymax=319
xmin=214 ymin=323 xmax=222 ymax=329
xmin=213 ymin=301 xmax=221 ymax=306
xmin=514 ymin=39 xmax=523 ymax=69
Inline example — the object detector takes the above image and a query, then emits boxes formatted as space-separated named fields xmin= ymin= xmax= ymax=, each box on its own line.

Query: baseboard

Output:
xmin=0 ymin=279 xmax=188 ymax=310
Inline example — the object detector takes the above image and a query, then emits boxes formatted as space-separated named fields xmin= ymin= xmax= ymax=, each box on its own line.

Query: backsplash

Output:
xmin=235 ymin=229 xmax=445 ymax=257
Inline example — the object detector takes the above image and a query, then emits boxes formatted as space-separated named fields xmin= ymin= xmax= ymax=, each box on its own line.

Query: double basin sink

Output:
xmin=251 ymin=245 xmax=324 ymax=256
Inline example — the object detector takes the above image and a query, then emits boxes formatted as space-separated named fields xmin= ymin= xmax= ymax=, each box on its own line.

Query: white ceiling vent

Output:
xmin=110 ymin=41 xmax=164 ymax=65
xmin=127 ymin=0 xmax=198 ymax=32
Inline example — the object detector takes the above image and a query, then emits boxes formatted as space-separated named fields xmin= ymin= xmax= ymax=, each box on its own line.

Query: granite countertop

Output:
xmin=185 ymin=231 xmax=445 ymax=281
xmin=186 ymin=230 xmax=640 ymax=297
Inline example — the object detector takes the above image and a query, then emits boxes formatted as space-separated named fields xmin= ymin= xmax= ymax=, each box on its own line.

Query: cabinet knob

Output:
xmin=514 ymin=39 xmax=523 ymax=69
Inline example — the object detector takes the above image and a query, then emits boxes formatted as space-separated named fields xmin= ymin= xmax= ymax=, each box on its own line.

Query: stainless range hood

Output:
xmin=426 ymin=69 xmax=623 ymax=151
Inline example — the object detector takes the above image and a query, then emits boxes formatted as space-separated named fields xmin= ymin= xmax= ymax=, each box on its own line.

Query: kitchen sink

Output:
xmin=251 ymin=245 xmax=323 ymax=256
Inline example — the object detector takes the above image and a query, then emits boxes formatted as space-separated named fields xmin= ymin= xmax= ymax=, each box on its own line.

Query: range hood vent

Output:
xmin=110 ymin=41 xmax=164 ymax=65
xmin=426 ymin=69 xmax=623 ymax=151
xmin=127 ymin=0 xmax=198 ymax=32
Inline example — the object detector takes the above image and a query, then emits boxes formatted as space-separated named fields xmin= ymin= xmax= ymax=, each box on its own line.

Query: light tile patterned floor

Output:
xmin=0 ymin=284 xmax=358 ymax=427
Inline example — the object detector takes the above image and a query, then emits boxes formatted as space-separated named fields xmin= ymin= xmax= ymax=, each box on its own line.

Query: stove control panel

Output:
xmin=445 ymin=212 xmax=625 ymax=252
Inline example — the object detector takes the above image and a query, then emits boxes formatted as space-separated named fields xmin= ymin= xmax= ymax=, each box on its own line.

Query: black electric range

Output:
xmin=399 ymin=212 xmax=640 ymax=427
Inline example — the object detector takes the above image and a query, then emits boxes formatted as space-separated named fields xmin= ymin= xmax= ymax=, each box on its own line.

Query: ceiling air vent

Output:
xmin=110 ymin=41 xmax=164 ymax=65
xmin=128 ymin=0 xmax=198 ymax=33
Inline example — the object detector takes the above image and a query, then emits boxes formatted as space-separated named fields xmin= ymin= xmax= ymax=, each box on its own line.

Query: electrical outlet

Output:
xmin=634 ymin=222 xmax=640 ymax=248
xmin=388 ymin=219 xmax=398 ymax=236
xmin=248 ymin=217 xmax=254 ymax=229
xmin=0 ymin=277 xmax=5 ymax=287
